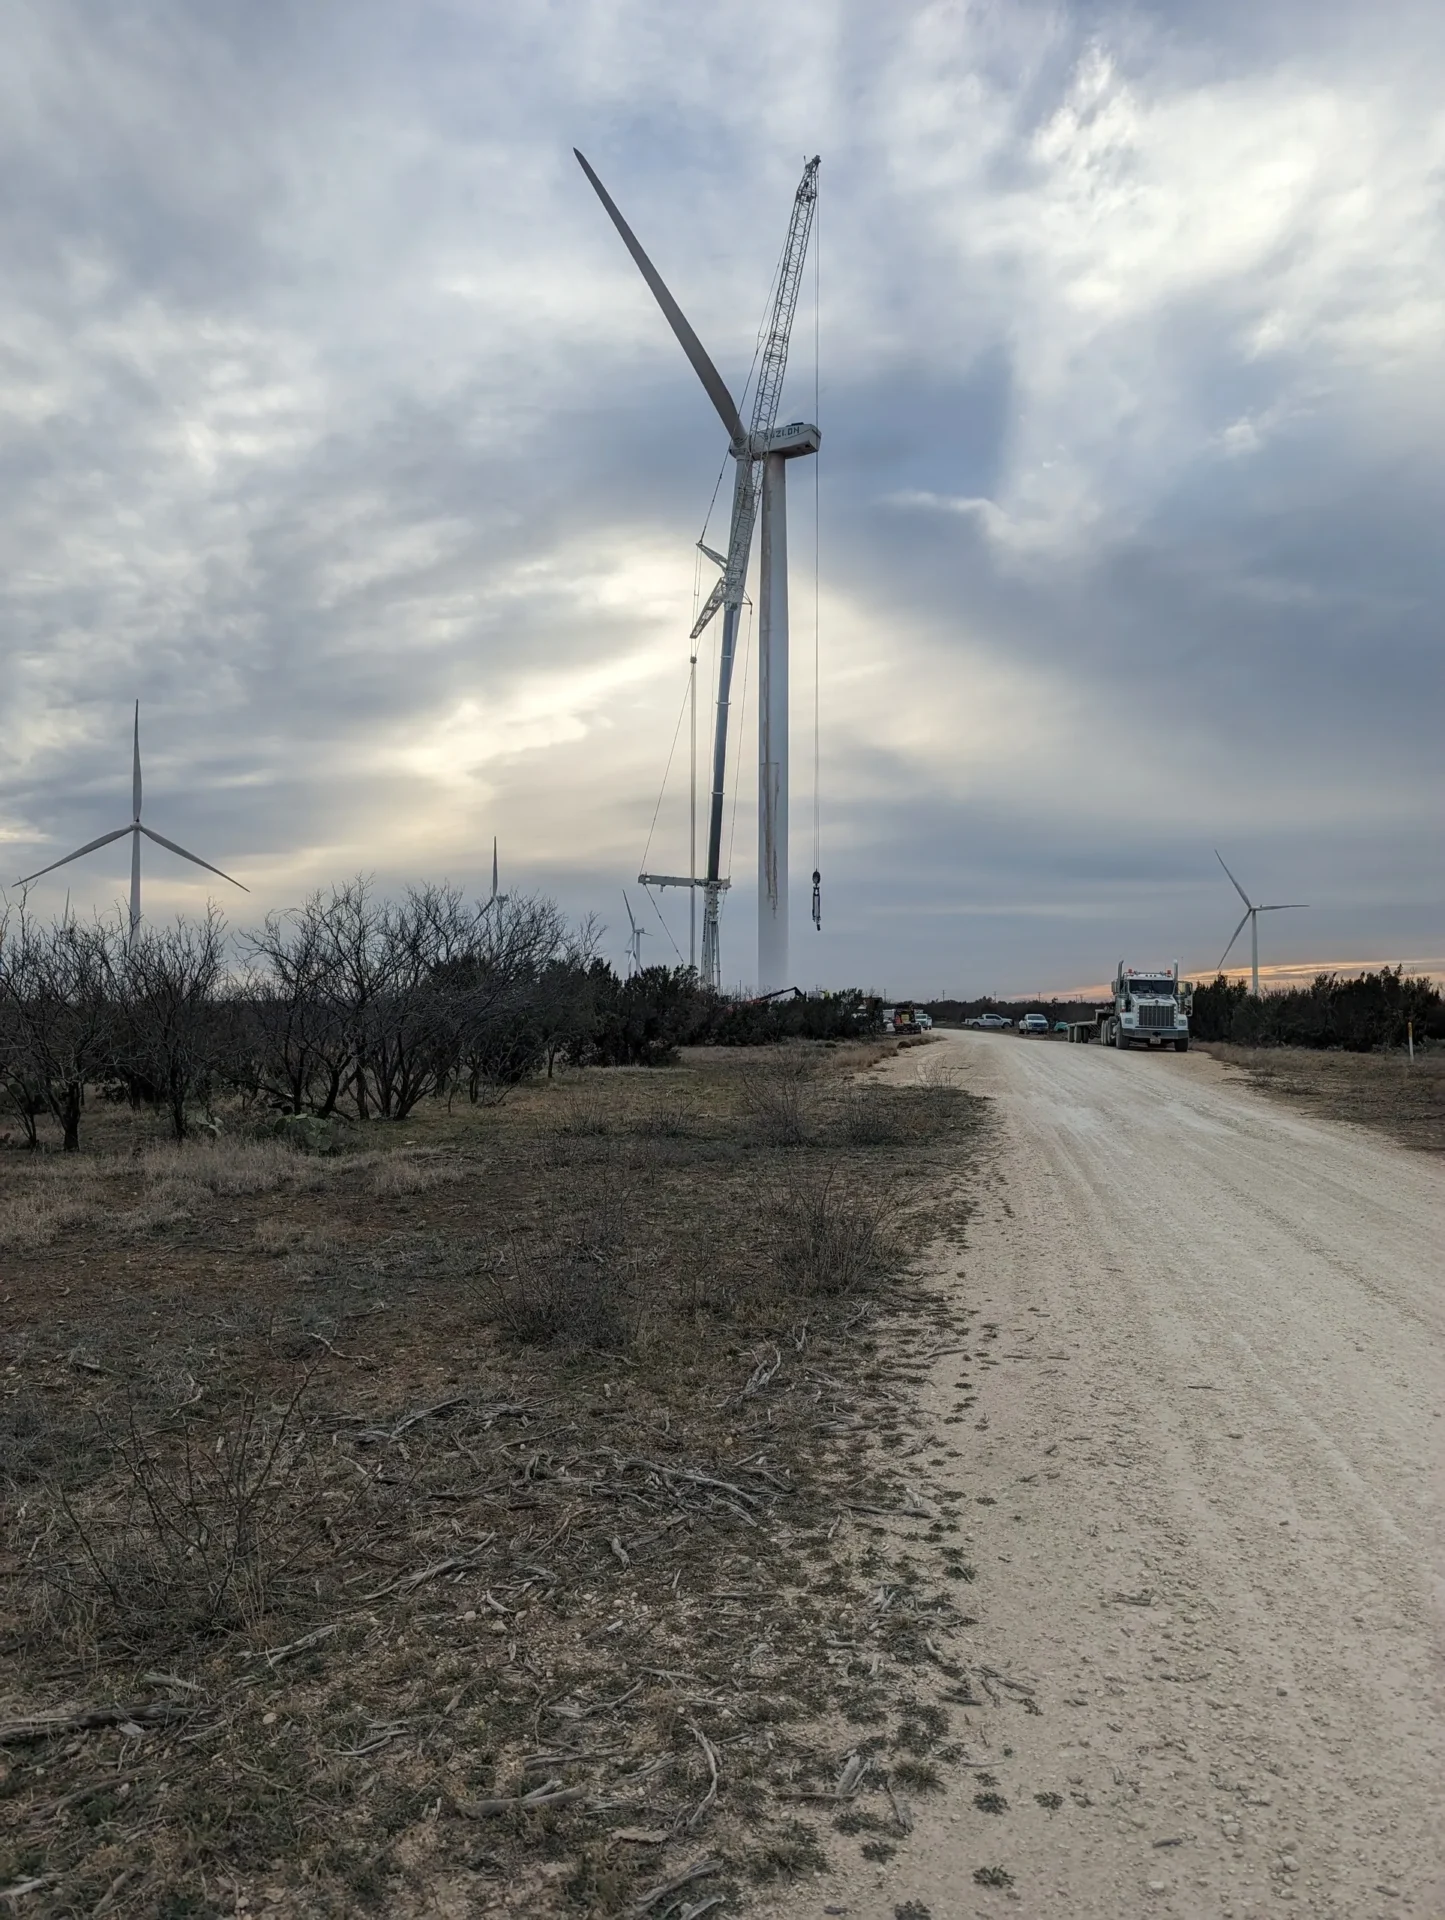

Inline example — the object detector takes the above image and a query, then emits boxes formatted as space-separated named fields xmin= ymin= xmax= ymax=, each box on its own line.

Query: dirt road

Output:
xmin=780 ymin=1032 xmax=1444 ymax=1919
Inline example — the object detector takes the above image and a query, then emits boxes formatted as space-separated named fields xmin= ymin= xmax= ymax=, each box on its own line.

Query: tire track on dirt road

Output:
xmin=775 ymin=1031 xmax=1443 ymax=1919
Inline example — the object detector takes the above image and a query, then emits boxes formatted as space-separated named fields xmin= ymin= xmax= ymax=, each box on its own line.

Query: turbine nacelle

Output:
xmin=757 ymin=421 xmax=820 ymax=459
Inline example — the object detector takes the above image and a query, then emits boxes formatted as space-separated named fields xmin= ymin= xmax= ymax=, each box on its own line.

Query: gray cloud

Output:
xmin=1 ymin=0 xmax=1440 ymax=992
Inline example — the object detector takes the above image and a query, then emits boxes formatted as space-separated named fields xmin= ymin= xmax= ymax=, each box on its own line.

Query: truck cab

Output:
xmin=1068 ymin=965 xmax=1192 ymax=1049
xmin=1105 ymin=964 xmax=1191 ymax=1052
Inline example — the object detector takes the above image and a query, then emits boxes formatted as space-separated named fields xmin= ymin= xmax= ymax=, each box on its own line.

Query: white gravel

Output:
xmin=777 ymin=1031 xmax=1444 ymax=1919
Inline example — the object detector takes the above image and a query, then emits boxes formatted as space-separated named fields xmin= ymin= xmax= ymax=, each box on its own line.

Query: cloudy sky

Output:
xmin=2 ymin=0 xmax=1441 ymax=996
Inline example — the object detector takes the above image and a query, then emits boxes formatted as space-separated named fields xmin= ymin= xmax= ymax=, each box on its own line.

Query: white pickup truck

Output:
xmin=1068 ymin=964 xmax=1192 ymax=1051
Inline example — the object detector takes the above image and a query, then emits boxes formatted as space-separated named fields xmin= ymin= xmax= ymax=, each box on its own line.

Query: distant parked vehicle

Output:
xmin=969 ymin=1013 xmax=1011 ymax=1030
xmin=1017 ymin=1013 xmax=1050 ymax=1035
xmin=1054 ymin=1020 xmax=1071 ymax=1033
xmin=915 ymin=1011 xmax=933 ymax=1030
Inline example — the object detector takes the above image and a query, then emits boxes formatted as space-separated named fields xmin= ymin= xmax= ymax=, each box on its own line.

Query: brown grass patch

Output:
xmin=1202 ymin=1043 xmax=1445 ymax=1152
xmin=0 ymin=1045 xmax=988 ymax=1917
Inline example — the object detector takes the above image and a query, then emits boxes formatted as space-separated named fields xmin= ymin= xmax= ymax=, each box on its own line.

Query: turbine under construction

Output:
xmin=575 ymin=149 xmax=820 ymax=994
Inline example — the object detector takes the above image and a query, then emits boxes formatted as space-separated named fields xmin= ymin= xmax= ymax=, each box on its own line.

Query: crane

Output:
xmin=576 ymin=151 xmax=820 ymax=992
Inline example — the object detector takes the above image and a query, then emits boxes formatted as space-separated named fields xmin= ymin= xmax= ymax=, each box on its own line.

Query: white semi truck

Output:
xmin=1068 ymin=963 xmax=1192 ymax=1051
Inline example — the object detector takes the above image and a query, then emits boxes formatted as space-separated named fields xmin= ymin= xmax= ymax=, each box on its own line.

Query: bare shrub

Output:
xmin=369 ymin=1154 xmax=464 ymax=1197
xmin=551 ymin=1081 xmax=613 ymax=1137
xmin=840 ymin=1084 xmax=912 ymax=1147
xmin=38 ymin=1376 xmax=336 ymax=1653
xmin=633 ymin=1093 xmax=695 ymax=1139
xmin=479 ymin=1204 xmax=639 ymax=1352
xmin=770 ymin=1169 xmax=894 ymax=1297
xmin=739 ymin=1053 xmax=817 ymax=1148
xmin=1 ymin=1392 xmax=95 ymax=1489
xmin=115 ymin=910 xmax=229 ymax=1141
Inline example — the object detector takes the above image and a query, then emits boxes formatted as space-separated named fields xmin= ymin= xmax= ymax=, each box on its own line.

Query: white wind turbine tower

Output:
xmin=576 ymin=149 xmax=820 ymax=994
xmin=1215 ymin=850 xmax=1306 ymax=996
xmin=489 ymin=837 xmax=509 ymax=909
xmin=16 ymin=702 xmax=247 ymax=944
xmin=622 ymin=891 xmax=648 ymax=977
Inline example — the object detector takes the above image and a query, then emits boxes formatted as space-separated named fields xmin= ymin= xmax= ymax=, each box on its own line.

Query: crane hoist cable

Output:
xmin=812 ymin=177 xmax=822 ymax=934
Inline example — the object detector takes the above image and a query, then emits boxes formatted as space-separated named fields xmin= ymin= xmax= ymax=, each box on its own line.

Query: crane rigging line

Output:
xmin=812 ymin=175 xmax=822 ymax=933
xmin=639 ymin=668 xmax=694 ymax=876
xmin=641 ymin=878 xmax=685 ymax=965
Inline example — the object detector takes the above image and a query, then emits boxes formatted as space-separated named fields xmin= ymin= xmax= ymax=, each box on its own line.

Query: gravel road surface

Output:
xmin=779 ymin=1031 xmax=1443 ymax=1919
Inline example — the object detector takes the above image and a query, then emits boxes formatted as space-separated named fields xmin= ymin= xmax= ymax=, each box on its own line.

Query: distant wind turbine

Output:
xmin=1215 ymin=850 xmax=1306 ymax=996
xmin=16 ymin=702 xmax=247 ymax=944
xmin=623 ymin=892 xmax=648 ymax=978
xmin=489 ymin=837 xmax=509 ymax=909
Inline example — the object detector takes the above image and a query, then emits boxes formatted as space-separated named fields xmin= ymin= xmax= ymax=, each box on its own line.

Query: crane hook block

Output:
xmin=811 ymin=869 xmax=822 ymax=931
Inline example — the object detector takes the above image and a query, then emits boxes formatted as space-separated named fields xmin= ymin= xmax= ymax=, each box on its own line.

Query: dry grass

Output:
xmin=0 ymin=1045 xmax=990 ymax=1918
xmin=0 ymin=1167 xmax=105 ymax=1252
xmin=770 ymin=1171 xmax=894 ymax=1297
xmin=368 ymin=1153 xmax=465 ymax=1197
xmin=1202 ymin=1043 xmax=1445 ymax=1153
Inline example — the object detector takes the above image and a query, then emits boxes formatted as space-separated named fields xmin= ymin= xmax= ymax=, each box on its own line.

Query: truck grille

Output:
xmin=1138 ymin=1003 xmax=1176 ymax=1030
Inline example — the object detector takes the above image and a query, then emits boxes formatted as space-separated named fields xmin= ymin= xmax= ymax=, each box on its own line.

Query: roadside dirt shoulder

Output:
xmin=772 ymin=1031 xmax=1445 ymax=1919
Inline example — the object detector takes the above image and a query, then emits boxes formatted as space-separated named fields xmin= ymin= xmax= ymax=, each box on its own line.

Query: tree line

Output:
xmin=1187 ymin=967 xmax=1442 ymax=1050
xmin=0 ymin=882 xmax=880 ymax=1151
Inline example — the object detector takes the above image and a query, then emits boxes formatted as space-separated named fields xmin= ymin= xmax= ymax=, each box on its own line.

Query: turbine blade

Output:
xmin=1214 ymin=848 xmax=1252 ymax=910
xmin=132 ymin=701 xmax=142 ymax=821
xmin=1217 ymin=908 xmax=1252 ymax=971
xmin=16 ymin=824 xmax=132 ymax=885
xmin=574 ymin=149 xmax=745 ymax=446
xmin=1257 ymin=903 xmax=1308 ymax=912
xmin=138 ymin=824 xmax=248 ymax=890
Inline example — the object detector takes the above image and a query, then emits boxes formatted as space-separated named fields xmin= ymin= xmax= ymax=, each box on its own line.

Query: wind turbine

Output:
xmin=489 ymin=837 xmax=509 ymax=909
xmin=622 ymin=891 xmax=648 ymax=978
xmin=576 ymin=149 xmax=820 ymax=994
xmin=1215 ymin=850 xmax=1306 ymax=996
xmin=16 ymin=702 xmax=247 ymax=945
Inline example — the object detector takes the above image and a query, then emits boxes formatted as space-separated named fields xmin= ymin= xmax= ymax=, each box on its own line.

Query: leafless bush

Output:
xmin=551 ymin=1081 xmax=613 ymax=1137
xmin=839 ymin=1084 xmax=912 ymax=1147
xmin=479 ymin=1204 xmax=639 ymax=1352
xmin=0 ymin=907 xmax=118 ymax=1151
xmin=633 ymin=1092 xmax=695 ymax=1138
xmin=1 ymin=1392 xmax=96 ymax=1490
xmin=739 ymin=1052 xmax=817 ymax=1148
xmin=37 ymin=1375 xmax=338 ymax=1652
xmin=770 ymin=1169 xmax=895 ymax=1297
xmin=116 ymin=909 xmax=229 ymax=1141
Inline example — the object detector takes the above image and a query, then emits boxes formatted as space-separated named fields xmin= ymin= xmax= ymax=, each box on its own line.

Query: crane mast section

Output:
xmin=690 ymin=156 xmax=820 ymax=646
xmin=748 ymin=157 xmax=819 ymax=450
